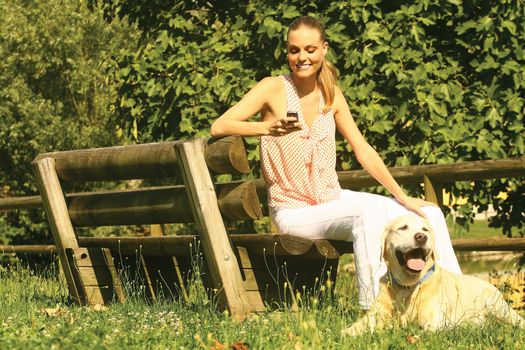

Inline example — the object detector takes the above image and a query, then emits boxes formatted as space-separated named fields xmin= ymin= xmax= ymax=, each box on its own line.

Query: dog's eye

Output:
xmin=398 ymin=225 xmax=408 ymax=231
xmin=422 ymin=227 xmax=429 ymax=232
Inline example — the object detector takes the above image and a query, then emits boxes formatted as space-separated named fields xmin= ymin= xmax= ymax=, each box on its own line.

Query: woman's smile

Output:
xmin=296 ymin=63 xmax=313 ymax=70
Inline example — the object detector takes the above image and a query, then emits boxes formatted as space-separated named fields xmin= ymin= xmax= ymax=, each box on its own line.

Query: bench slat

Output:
xmin=67 ymin=182 xmax=262 ymax=227
xmin=32 ymin=136 xmax=249 ymax=183
xmin=76 ymin=234 xmax=353 ymax=259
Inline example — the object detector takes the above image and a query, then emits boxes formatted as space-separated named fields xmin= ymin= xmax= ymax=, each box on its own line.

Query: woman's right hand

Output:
xmin=211 ymin=76 xmax=298 ymax=138
xmin=267 ymin=117 xmax=302 ymax=136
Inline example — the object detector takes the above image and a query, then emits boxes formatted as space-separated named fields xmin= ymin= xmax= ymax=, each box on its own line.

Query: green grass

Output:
xmin=1 ymin=259 xmax=524 ymax=350
xmin=0 ymin=219 xmax=520 ymax=349
xmin=447 ymin=217 xmax=503 ymax=240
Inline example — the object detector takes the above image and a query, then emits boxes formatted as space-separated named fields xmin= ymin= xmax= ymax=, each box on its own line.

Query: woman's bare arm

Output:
xmin=210 ymin=77 xmax=300 ymax=138
xmin=333 ymin=87 xmax=434 ymax=216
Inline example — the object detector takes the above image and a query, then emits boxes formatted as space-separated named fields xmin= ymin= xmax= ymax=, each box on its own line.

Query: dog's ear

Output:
xmin=426 ymin=219 xmax=439 ymax=261
xmin=380 ymin=221 xmax=392 ymax=264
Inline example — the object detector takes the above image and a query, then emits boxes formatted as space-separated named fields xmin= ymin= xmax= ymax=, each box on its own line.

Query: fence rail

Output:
xmin=3 ymin=236 xmax=525 ymax=257
xmin=1 ymin=156 xmax=525 ymax=253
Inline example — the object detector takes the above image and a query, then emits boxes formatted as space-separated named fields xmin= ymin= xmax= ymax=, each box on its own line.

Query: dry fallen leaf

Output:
xmin=43 ymin=306 xmax=61 ymax=317
xmin=92 ymin=304 xmax=108 ymax=312
xmin=210 ymin=340 xmax=226 ymax=350
xmin=231 ymin=341 xmax=249 ymax=350
xmin=406 ymin=335 xmax=420 ymax=344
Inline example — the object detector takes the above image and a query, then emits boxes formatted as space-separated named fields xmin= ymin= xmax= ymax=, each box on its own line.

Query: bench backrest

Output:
xmin=32 ymin=137 xmax=263 ymax=317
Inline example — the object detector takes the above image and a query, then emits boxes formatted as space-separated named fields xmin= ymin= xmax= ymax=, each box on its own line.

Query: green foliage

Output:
xmin=98 ymin=1 xmax=525 ymax=236
xmin=0 ymin=0 xmax=139 ymax=244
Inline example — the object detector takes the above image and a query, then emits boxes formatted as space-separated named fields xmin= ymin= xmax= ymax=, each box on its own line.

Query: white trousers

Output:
xmin=270 ymin=189 xmax=462 ymax=309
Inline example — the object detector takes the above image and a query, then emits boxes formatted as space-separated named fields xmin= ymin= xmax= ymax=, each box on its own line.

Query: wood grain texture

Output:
xmin=0 ymin=245 xmax=57 ymax=255
xmin=66 ymin=247 xmax=125 ymax=304
xmin=67 ymin=182 xmax=261 ymax=227
xmin=176 ymin=139 xmax=250 ymax=319
xmin=32 ymin=136 xmax=248 ymax=183
xmin=205 ymin=136 xmax=250 ymax=174
xmin=32 ymin=157 xmax=82 ymax=303
xmin=337 ymin=157 xmax=525 ymax=189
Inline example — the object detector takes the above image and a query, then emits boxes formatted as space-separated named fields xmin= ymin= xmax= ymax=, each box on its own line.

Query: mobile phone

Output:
xmin=285 ymin=111 xmax=299 ymax=123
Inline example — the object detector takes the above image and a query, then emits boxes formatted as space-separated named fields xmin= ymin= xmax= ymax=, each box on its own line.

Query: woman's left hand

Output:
xmin=396 ymin=196 xmax=439 ymax=218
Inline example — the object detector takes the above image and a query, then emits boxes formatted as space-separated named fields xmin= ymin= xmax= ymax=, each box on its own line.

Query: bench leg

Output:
xmin=32 ymin=157 xmax=83 ymax=303
xmin=66 ymin=247 xmax=125 ymax=304
xmin=176 ymin=139 xmax=250 ymax=319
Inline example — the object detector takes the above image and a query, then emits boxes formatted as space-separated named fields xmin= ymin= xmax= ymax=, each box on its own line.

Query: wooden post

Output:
xmin=66 ymin=247 xmax=126 ymax=304
xmin=33 ymin=157 xmax=123 ymax=306
xmin=150 ymin=224 xmax=164 ymax=237
xmin=176 ymin=139 xmax=250 ymax=319
xmin=32 ymin=157 xmax=82 ymax=303
xmin=423 ymin=175 xmax=444 ymax=211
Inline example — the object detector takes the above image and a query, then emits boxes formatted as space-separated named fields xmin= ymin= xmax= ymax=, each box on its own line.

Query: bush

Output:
xmin=98 ymin=0 xmax=524 ymax=236
xmin=0 ymin=0 xmax=139 ymax=243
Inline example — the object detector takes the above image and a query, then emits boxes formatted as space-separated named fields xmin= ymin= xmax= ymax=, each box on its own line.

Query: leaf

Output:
xmin=501 ymin=20 xmax=517 ymax=35
xmin=231 ymin=341 xmax=250 ymax=350
xmin=91 ymin=304 xmax=108 ymax=312
xmin=410 ymin=23 xmax=423 ymax=43
xmin=281 ymin=5 xmax=300 ymax=19
xmin=132 ymin=118 xmax=139 ymax=140
xmin=477 ymin=16 xmax=493 ymax=32
xmin=476 ymin=134 xmax=491 ymax=152
xmin=261 ymin=16 xmax=283 ymax=37
xmin=363 ymin=22 xmax=384 ymax=43
xmin=456 ymin=20 xmax=477 ymax=35
xmin=156 ymin=30 xmax=170 ymax=51
xmin=43 ymin=304 xmax=63 ymax=317
xmin=486 ymin=107 xmax=501 ymax=128
xmin=210 ymin=340 xmax=226 ymax=350
xmin=406 ymin=335 xmax=420 ymax=344
xmin=426 ymin=95 xmax=447 ymax=116
xmin=180 ymin=118 xmax=194 ymax=133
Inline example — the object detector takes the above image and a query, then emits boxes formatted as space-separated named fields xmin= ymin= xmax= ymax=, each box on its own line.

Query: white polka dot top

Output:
xmin=260 ymin=74 xmax=341 ymax=209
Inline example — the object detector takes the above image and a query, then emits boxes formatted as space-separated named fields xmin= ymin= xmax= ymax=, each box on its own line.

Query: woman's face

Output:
xmin=287 ymin=26 xmax=328 ymax=79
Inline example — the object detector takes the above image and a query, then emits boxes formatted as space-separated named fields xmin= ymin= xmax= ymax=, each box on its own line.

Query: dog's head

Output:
xmin=381 ymin=215 xmax=436 ymax=286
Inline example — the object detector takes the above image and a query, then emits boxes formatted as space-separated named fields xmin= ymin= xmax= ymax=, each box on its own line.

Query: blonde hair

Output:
xmin=287 ymin=16 xmax=338 ymax=112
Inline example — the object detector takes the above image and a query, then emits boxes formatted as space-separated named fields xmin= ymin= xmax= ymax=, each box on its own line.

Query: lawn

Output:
xmin=1 ymin=256 xmax=524 ymax=350
xmin=447 ymin=217 xmax=504 ymax=240
xmin=1 ymin=219 xmax=523 ymax=349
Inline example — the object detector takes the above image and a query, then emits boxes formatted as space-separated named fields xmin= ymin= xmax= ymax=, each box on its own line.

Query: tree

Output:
xmin=0 ymin=0 xmax=139 ymax=244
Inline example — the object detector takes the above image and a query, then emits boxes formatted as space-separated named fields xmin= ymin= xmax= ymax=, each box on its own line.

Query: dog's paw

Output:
xmin=341 ymin=324 xmax=365 ymax=337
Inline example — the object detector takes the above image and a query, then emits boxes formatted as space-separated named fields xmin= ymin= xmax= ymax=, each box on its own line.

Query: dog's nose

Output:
xmin=414 ymin=232 xmax=427 ymax=244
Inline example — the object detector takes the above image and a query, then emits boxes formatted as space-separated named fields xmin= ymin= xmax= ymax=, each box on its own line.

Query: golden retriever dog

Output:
xmin=343 ymin=215 xmax=525 ymax=335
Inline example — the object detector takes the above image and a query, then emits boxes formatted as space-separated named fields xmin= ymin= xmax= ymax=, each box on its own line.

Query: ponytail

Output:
xmin=318 ymin=58 xmax=338 ymax=112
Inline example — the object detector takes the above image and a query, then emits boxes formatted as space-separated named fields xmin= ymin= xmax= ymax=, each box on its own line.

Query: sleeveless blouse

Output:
xmin=260 ymin=75 xmax=341 ymax=208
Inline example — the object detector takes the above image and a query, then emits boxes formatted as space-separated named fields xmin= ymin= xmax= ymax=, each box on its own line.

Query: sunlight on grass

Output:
xmin=447 ymin=217 xmax=503 ymax=240
xmin=0 ymin=257 xmax=524 ymax=349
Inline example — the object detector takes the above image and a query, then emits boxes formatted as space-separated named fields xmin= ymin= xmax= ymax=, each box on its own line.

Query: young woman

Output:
xmin=210 ymin=16 xmax=461 ymax=309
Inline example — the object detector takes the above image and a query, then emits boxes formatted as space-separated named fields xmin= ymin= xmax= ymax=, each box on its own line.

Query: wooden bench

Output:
xmin=28 ymin=136 xmax=351 ymax=319
xmin=2 ymin=137 xmax=524 ymax=319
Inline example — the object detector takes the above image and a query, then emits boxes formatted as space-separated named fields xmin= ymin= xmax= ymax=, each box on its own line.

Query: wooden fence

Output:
xmin=2 ymin=157 xmax=525 ymax=256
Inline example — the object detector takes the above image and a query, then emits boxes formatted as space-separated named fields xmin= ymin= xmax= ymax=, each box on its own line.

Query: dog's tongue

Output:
xmin=407 ymin=258 xmax=425 ymax=271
